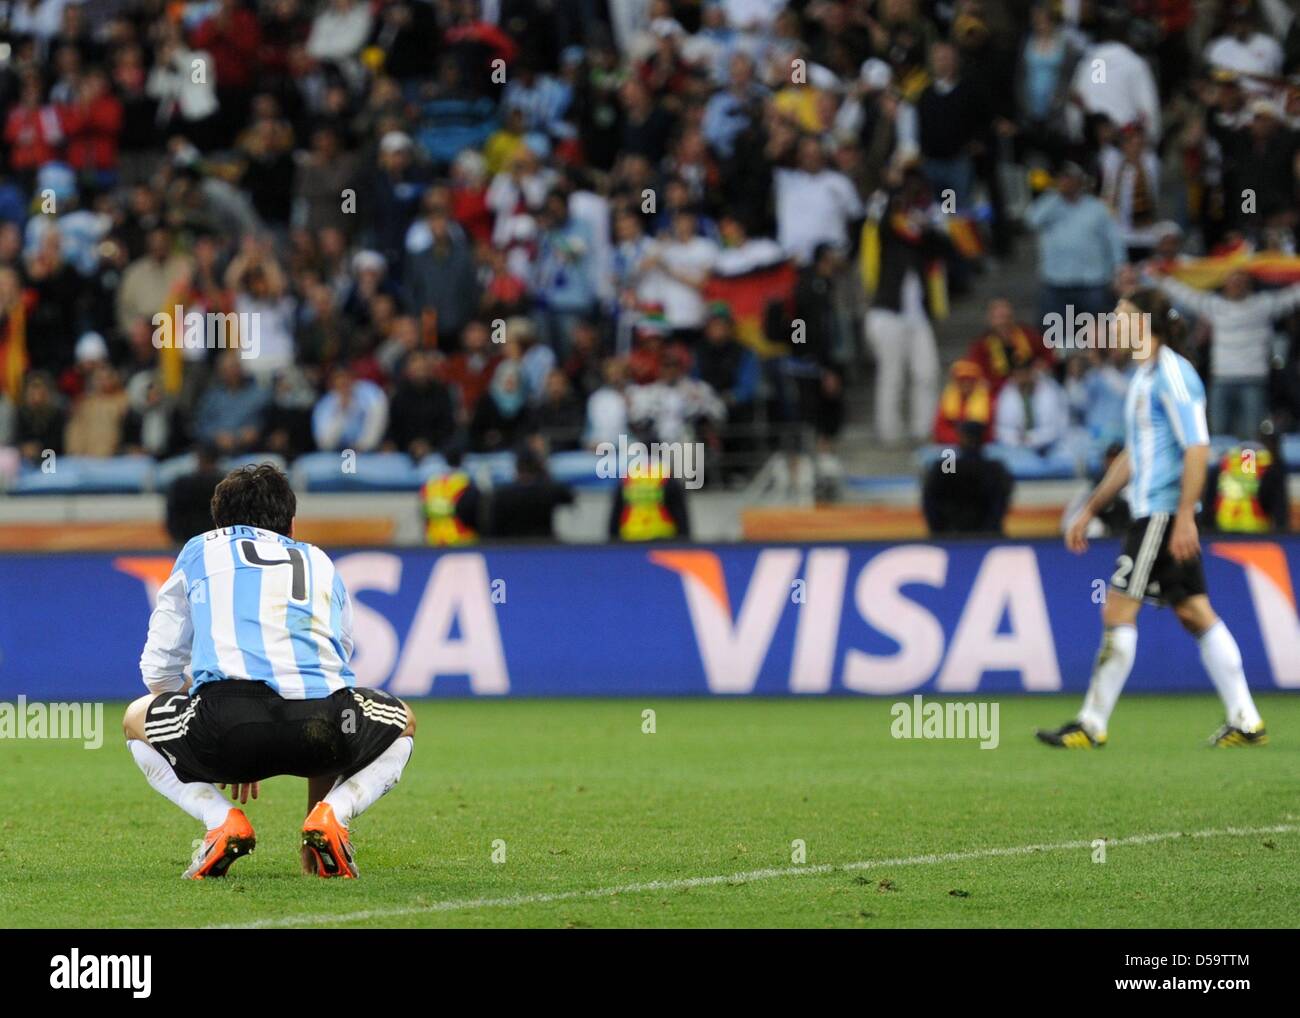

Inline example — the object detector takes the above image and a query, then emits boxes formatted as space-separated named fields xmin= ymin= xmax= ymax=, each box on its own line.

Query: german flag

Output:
xmin=703 ymin=257 xmax=798 ymax=359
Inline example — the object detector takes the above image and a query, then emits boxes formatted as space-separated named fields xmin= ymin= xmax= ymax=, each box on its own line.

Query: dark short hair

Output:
xmin=1125 ymin=287 xmax=1187 ymax=351
xmin=210 ymin=464 xmax=297 ymax=537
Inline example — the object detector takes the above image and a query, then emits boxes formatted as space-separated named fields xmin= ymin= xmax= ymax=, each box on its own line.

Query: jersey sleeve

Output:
xmin=139 ymin=565 xmax=194 ymax=694
xmin=1158 ymin=354 xmax=1209 ymax=450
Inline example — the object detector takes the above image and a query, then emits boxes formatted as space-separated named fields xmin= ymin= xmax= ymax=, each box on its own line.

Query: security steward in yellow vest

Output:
xmin=421 ymin=467 xmax=481 ymax=546
xmin=1211 ymin=442 xmax=1286 ymax=534
xmin=608 ymin=461 xmax=691 ymax=541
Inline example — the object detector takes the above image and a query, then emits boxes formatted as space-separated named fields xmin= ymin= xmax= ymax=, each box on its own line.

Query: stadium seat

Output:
xmin=915 ymin=444 xmax=1078 ymax=481
xmin=415 ymin=454 xmax=451 ymax=483
xmin=982 ymin=444 xmax=1078 ymax=480
xmin=10 ymin=455 xmax=155 ymax=495
xmin=153 ymin=453 xmax=197 ymax=491
xmin=293 ymin=451 xmax=423 ymax=492
xmin=462 ymin=452 xmax=516 ymax=486
xmin=547 ymin=450 xmax=616 ymax=488
xmin=1283 ymin=433 xmax=1300 ymax=472
xmin=219 ymin=452 xmax=289 ymax=475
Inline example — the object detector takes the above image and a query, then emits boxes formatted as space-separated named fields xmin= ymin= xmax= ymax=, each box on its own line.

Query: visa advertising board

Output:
xmin=0 ymin=539 xmax=1297 ymax=700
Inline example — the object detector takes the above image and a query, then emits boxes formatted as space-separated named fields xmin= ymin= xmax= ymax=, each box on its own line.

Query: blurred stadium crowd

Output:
xmin=0 ymin=0 xmax=1298 ymax=510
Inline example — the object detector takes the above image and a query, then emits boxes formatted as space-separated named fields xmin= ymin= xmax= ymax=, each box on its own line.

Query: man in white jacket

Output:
xmin=1155 ymin=269 xmax=1300 ymax=439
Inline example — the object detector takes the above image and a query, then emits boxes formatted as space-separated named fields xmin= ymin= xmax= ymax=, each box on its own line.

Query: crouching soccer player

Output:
xmin=1038 ymin=288 xmax=1267 ymax=749
xmin=122 ymin=464 xmax=416 ymax=878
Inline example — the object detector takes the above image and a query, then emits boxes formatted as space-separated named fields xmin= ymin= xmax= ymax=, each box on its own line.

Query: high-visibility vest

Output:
xmin=618 ymin=468 xmax=677 ymax=541
xmin=1214 ymin=446 xmax=1272 ymax=534
xmin=422 ymin=472 xmax=476 ymax=546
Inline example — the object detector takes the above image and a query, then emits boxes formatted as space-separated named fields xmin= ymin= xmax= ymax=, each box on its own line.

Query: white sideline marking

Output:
xmin=209 ymin=823 xmax=1297 ymax=928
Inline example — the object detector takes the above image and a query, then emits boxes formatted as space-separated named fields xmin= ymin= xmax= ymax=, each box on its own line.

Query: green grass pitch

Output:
xmin=1 ymin=695 xmax=1297 ymax=928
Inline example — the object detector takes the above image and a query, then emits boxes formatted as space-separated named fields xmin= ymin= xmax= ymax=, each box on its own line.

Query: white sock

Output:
xmin=128 ymin=739 xmax=232 ymax=830
xmin=1198 ymin=621 xmax=1264 ymax=731
xmin=325 ymin=736 xmax=413 ymax=828
xmin=1077 ymin=624 xmax=1137 ymax=736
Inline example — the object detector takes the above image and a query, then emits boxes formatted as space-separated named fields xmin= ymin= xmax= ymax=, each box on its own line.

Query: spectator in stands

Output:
xmin=1017 ymin=4 xmax=1080 ymax=164
xmin=115 ymin=226 xmax=190 ymax=340
xmin=863 ymin=175 xmax=943 ymax=446
xmin=994 ymin=358 xmax=1069 ymax=455
xmin=122 ymin=372 xmax=182 ymax=459
xmin=772 ymin=134 xmax=863 ymax=266
xmin=65 ymin=363 xmax=129 ymax=457
xmin=262 ymin=366 xmax=317 ymax=461
xmin=636 ymin=205 xmax=719 ymax=348
xmin=628 ymin=346 xmax=725 ymax=446
xmin=194 ymin=355 xmax=267 ymax=455
xmin=487 ymin=445 xmax=574 ymax=539
xmin=1069 ymin=15 xmax=1160 ymax=140
xmin=404 ymin=204 xmax=480 ymax=351
xmin=14 ymin=371 xmax=65 ymax=465
xmin=62 ymin=67 xmax=124 ymax=189
xmin=165 ymin=443 xmax=223 ymax=546
xmin=695 ymin=303 xmax=758 ymax=450
xmin=470 ymin=357 xmax=533 ymax=453
xmin=585 ymin=357 xmax=630 ymax=450
xmin=531 ymin=190 xmax=597 ymax=354
xmin=535 ymin=369 xmax=584 ymax=452
xmin=312 ymin=364 xmax=389 ymax=453
xmin=1064 ymin=347 xmax=1131 ymax=448
xmin=922 ymin=421 xmax=1013 ymax=536
xmin=444 ymin=319 xmax=499 ymax=425
xmin=1100 ymin=122 xmax=1161 ymax=260
xmin=916 ymin=41 xmax=982 ymax=211
xmin=966 ymin=297 xmax=1050 ymax=392
xmin=933 ymin=359 xmax=993 ymax=446
xmin=306 ymin=0 xmax=373 ymax=66
xmin=1025 ymin=162 xmax=1124 ymax=326
xmin=386 ymin=349 xmax=455 ymax=461
xmin=1204 ymin=5 xmax=1285 ymax=91
xmin=1155 ymin=268 xmax=1300 ymax=439
xmin=790 ymin=242 xmax=847 ymax=461
xmin=2 ymin=0 xmax=1293 ymax=517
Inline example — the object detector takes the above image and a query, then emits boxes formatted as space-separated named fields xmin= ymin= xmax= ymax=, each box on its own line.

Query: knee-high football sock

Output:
xmin=325 ymin=736 xmax=413 ymax=828
xmin=128 ymin=739 xmax=231 ymax=829
xmin=1198 ymin=621 xmax=1264 ymax=731
xmin=1077 ymin=624 xmax=1137 ymax=736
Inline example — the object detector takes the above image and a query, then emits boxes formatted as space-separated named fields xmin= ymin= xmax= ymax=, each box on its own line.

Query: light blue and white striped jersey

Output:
xmin=139 ymin=526 xmax=356 ymax=699
xmin=1124 ymin=345 xmax=1210 ymax=517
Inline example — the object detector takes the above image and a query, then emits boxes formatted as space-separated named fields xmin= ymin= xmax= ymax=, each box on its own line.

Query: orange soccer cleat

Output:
xmin=302 ymin=801 xmax=358 ymax=878
xmin=183 ymin=808 xmax=256 ymax=879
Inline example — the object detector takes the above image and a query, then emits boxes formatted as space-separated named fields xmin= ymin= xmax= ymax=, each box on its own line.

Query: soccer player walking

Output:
xmin=1038 ymin=289 xmax=1267 ymax=749
xmin=123 ymin=464 xmax=417 ymax=878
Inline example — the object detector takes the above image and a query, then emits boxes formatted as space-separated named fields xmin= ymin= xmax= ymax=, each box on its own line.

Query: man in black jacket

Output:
xmin=922 ymin=421 xmax=1014 ymax=535
xmin=165 ymin=444 xmax=225 ymax=546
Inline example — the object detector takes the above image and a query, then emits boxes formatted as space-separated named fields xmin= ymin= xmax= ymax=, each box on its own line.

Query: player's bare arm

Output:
xmin=1065 ymin=448 xmax=1131 ymax=554
xmin=1170 ymin=444 xmax=1209 ymax=563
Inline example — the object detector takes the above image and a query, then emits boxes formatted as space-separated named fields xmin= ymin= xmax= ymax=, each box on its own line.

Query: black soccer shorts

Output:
xmin=143 ymin=680 xmax=409 ymax=785
xmin=1108 ymin=512 xmax=1207 ymax=607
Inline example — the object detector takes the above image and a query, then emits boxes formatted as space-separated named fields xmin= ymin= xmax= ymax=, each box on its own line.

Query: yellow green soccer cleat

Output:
xmin=1209 ymin=723 xmax=1268 ymax=747
xmin=1035 ymin=722 xmax=1107 ymax=749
